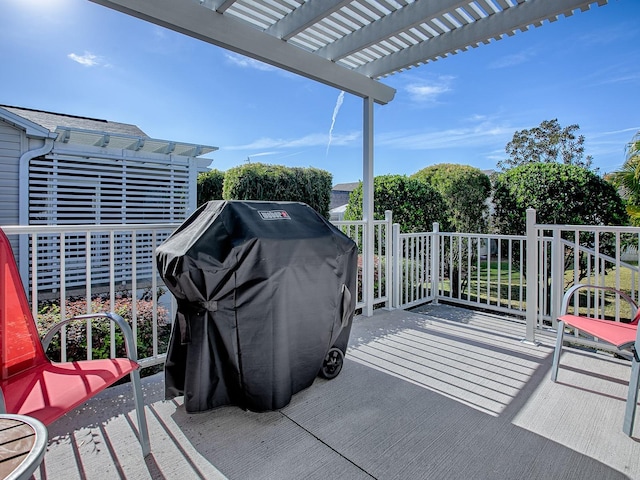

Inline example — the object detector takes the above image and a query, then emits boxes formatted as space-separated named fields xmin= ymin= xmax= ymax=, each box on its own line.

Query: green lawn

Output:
xmin=435 ymin=257 xmax=638 ymax=320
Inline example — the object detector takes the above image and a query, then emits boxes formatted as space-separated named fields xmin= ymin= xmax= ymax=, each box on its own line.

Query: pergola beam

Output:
xmin=357 ymin=0 xmax=606 ymax=78
xmin=89 ymin=0 xmax=396 ymax=104
xmin=266 ymin=0 xmax=350 ymax=41
xmin=316 ymin=0 xmax=470 ymax=62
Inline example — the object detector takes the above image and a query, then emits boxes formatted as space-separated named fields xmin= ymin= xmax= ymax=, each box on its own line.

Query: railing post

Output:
xmin=384 ymin=210 xmax=393 ymax=310
xmin=392 ymin=222 xmax=400 ymax=309
xmin=432 ymin=222 xmax=440 ymax=305
xmin=525 ymin=208 xmax=538 ymax=344
xmin=550 ymin=228 xmax=564 ymax=330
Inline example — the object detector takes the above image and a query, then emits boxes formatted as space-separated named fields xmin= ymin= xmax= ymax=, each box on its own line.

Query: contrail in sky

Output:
xmin=326 ymin=90 xmax=345 ymax=156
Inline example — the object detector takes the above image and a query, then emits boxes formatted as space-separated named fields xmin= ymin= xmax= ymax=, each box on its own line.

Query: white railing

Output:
xmin=392 ymin=210 xmax=640 ymax=345
xmin=2 ymin=216 xmax=393 ymax=368
xmin=392 ymin=227 xmax=437 ymax=309
xmin=534 ymin=222 xmax=640 ymax=330
xmin=333 ymin=210 xmax=392 ymax=310
xmin=429 ymin=230 xmax=528 ymax=317
xmin=2 ymin=224 xmax=178 ymax=369
xmin=7 ymin=209 xmax=640 ymax=366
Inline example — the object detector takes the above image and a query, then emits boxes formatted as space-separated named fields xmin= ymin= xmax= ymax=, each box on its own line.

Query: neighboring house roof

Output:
xmin=333 ymin=182 xmax=360 ymax=192
xmin=330 ymin=204 xmax=347 ymax=214
xmin=1 ymin=105 xmax=148 ymax=137
xmin=330 ymin=182 xmax=360 ymax=210
xmin=1 ymin=105 xmax=217 ymax=157
xmin=0 ymin=106 xmax=57 ymax=139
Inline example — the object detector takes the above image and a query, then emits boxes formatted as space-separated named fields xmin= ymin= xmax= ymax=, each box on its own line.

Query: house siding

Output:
xmin=0 ymin=106 xmax=214 ymax=294
xmin=0 ymin=121 xmax=22 ymax=226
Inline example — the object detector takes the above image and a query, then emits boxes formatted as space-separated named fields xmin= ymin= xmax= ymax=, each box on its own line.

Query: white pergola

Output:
xmin=89 ymin=0 xmax=607 ymax=315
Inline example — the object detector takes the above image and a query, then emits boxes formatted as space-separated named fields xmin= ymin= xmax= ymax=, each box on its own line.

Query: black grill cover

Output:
xmin=156 ymin=200 xmax=357 ymax=413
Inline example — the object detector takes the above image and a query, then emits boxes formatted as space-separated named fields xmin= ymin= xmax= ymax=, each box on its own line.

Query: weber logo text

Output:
xmin=258 ymin=210 xmax=291 ymax=220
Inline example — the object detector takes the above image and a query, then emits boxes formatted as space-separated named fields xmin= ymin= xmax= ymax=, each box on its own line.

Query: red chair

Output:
xmin=551 ymin=284 xmax=640 ymax=436
xmin=0 ymin=228 xmax=150 ymax=456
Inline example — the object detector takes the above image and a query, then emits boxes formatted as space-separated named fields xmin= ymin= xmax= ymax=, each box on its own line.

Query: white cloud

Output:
xmin=488 ymin=49 xmax=535 ymax=69
xmin=404 ymin=75 xmax=454 ymax=103
xmin=596 ymin=70 xmax=640 ymax=86
xmin=378 ymin=120 xmax=513 ymax=150
xmin=590 ymin=127 xmax=640 ymax=139
xmin=67 ymin=51 xmax=106 ymax=67
xmin=248 ymin=151 xmax=278 ymax=158
xmin=224 ymin=52 xmax=277 ymax=72
xmin=577 ymin=24 xmax=639 ymax=47
xmin=224 ymin=131 xmax=360 ymax=151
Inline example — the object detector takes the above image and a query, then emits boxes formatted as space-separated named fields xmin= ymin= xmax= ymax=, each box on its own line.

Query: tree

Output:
xmin=197 ymin=169 xmax=225 ymax=206
xmin=608 ymin=130 xmax=640 ymax=225
xmin=493 ymin=162 xmax=628 ymax=302
xmin=343 ymin=175 xmax=448 ymax=233
xmin=492 ymin=163 xmax=627 ymax=235
xmin=411 ymin=164 xmax=491 ymax=233
xmin=497 ymin=119 xmax=593 ymax=171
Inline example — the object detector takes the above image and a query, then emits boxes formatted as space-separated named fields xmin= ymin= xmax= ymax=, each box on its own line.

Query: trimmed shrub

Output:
xmin=344 ymin=174 xmax=449 ymax=233
xmin=492 ymin=162 xmax=628 ymax=235
xmin=411 ymin=163 xmax=491 ymax=233
xmin=222 ymin=163 xmax=332 ymax=218
xmin=197 ymin=169 xmax=225 ymax=206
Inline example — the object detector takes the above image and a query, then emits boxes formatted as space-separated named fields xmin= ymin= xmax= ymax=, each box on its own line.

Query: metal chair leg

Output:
xmin=130 ymin=369 xmax=151 ymax=456
xmin=551 ymin=320 xmax=565 ymax=382
xmin=624 ymin=356 xmax=640 ymax=436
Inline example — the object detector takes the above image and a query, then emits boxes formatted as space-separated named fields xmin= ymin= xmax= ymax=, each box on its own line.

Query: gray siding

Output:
xmin=0 ymin=121 xmax=22 ymax=226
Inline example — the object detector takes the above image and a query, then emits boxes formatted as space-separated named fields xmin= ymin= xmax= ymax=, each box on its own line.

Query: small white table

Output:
xmin=0 ymin=414 xmax=48 ymax=480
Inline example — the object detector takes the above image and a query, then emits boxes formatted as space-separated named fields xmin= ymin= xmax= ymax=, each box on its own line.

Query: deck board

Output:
xmin=33 ymin=304 xmax=640 ymax=479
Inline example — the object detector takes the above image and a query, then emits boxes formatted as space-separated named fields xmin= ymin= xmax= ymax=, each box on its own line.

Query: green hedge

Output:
xmin=344 ymin=174 xmax=449 ymax=233
xmin=197 ymin=169 xmax=225 ymax=206
xmin=222 ymin=163 xmax=332 ymax=218
xmin=411 ymin=163 xmax=491 ymax=233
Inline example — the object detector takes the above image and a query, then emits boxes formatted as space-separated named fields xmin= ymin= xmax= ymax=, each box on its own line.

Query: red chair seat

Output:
xmin=558 ymin=314 xmax=638 ymax=350
xmin=1 ymin=359 xmax=138 ymax=425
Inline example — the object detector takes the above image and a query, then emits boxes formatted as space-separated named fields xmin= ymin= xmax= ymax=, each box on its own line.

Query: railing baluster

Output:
xmin=86 ymin=231 xmax=92 ymax=360
xmin=152 ymin=230 xmax=158 ymax=358
xmin=60 ymin=232 xmax=67 ymax=363
xmin=109 ymin=230 xmax=116 ymax=359
xmin=131 ymin=231 xmax=138 ymax=353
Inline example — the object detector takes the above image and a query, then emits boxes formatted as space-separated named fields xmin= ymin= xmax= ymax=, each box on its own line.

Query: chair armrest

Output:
xmin=41 ymin=312 xmax=139 ymax=362
xmin=560 ymin=284 xmax=638 ymax=320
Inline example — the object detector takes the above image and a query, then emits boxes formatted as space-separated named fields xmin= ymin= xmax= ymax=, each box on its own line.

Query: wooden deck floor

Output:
xmin=33 ymin=304 xmax=640 ymax=479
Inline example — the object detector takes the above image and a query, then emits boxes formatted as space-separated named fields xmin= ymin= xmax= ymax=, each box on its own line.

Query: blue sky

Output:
xmin=2 ymin=0 xmax=639 ymax=185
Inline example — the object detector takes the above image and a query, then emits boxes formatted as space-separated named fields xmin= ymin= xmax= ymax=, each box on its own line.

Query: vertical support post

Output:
xmin=550 ymin=228 xmax=564 ymax=329
xmin=384 ymin=210 xmax=393 ymax=310
xmin=432 ymin=222 xmax=440 ymax=304
xmin=188 ymin=157 xmax=198 ymax=216
xmin=525 ymin=208 xmax=538 ymax=344
xmin=392 ymin=222 xmax=400 ymax=309
xmin=362 ymin=96 xmax=375 ymax=317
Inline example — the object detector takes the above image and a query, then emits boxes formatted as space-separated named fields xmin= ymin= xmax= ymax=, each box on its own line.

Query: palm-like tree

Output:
xmin=610 ymin=131 xmax=640 ymax=225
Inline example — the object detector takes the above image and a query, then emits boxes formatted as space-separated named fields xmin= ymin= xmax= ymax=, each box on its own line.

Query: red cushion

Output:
xmin=559 ymin=314 xmax=638 ymax=350
xmin=1 ymin=358 xmax=138 ymax=425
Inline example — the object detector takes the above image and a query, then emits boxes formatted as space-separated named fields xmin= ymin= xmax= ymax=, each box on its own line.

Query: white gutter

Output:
xmin=18 ymin=137 xmax=55 ymax=284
